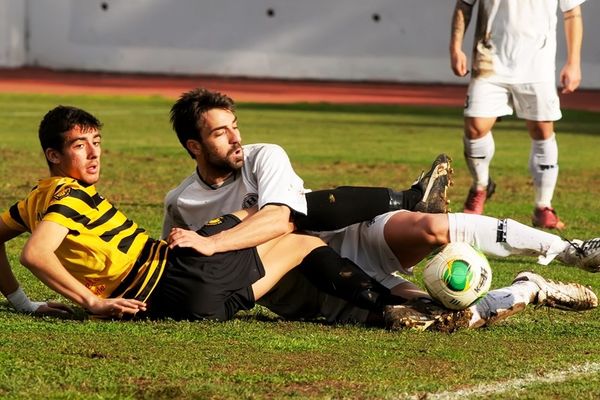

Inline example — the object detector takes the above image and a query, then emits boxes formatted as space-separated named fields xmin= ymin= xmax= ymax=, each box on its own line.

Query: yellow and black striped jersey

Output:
xmin=0 ymin=176 xmax=167 ymax=300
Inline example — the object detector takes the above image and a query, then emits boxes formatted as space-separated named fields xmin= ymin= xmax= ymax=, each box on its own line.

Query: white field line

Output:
xmin=402 ymin=361 xmax=600 ymax=400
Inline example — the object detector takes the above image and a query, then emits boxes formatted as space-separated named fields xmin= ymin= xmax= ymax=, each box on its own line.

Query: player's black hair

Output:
xmin=38 ymin=105 xmax=103 ymax=167
xmin=170 ymin=88 xmax=236 ymax=158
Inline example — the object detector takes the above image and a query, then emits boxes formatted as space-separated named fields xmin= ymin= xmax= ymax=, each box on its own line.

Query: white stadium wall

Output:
xmin=0 ymin=0 xmax=26 ymax=67
xmin=1 ymin=0 xmax=599 ymax=88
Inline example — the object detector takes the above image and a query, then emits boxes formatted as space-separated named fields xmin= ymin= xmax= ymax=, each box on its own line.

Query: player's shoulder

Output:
xmin=243 ymin=143 xmax=286 ymax=154
xmin=37 ymin=176 xmax=86 ymax=199
xmin=244 ymin=143 xmax=289 ymax=163
xmin=164 ymin=173 xmax=198 ymax=204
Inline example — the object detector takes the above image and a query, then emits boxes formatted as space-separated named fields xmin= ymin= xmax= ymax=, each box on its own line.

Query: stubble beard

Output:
xmin=205 ymin=144 xmax=244 ymax=176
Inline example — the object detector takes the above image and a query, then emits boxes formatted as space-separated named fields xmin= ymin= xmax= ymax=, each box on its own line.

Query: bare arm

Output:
xmin=20 ymin=220 xmax=146 ymax=317
xmin=168 ymin=205 xmax=295 ymax=256
xmin=560 ymin=5 xmax=583 ymax=94
xmin=0 ymin=220 xmax=24 ymax=297
xmin=0 ymin=219 xmax=73 ymax=315
xmin=450 ymin=0 xmax=474 ymax=77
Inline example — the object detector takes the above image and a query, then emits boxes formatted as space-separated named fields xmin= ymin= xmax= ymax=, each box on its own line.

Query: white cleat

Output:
xmin=557 ymin=238 xmax=600 ymax=273
xmin=513 ymin=271 xmax=598 ymax=311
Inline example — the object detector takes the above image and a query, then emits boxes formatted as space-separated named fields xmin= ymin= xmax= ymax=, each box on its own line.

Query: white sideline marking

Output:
xmin=402 ymin=362 xmax=600 ymax=400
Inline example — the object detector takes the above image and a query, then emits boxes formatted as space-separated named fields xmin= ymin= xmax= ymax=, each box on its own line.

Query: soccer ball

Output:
xmin=422 ymin=242 xmax=492 ymax=310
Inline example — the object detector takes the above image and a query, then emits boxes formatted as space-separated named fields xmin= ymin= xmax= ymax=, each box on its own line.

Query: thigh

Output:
xmin=464 ymin=79 xmax=513 ymax=118
xmin=510 ymin=82 xmax=562 ymax=122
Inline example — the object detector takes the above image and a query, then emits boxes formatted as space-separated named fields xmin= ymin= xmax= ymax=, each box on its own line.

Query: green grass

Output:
xmin=1 ymin=93 xmax=600 ymax=399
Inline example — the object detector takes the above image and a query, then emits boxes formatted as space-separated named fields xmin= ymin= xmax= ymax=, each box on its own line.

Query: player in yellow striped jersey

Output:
xmin=1 ymin=105 xmax=405 ymax=320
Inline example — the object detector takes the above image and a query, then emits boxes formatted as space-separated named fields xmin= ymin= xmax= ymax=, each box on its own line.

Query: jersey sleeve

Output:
xmin=252 ymin=144 xmax=308 ymax=215
xmin=559 ymin=0 xmax=585 ymax=12
xmin=161 ymin=188 xmax=187 ymax=239
xmin=0 ymin=202 xmax=28 ymax=233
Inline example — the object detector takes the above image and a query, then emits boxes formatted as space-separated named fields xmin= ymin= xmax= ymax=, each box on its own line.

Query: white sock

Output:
xmin=464 ymin=132 xmax=495 ymax=190
xmin=447 ymin=213 xmax=568 ymax=263
xmin=529 ymin=134 xmax=559 ymax=208
xmin=469 ymin=281 xmax=539 ymax=326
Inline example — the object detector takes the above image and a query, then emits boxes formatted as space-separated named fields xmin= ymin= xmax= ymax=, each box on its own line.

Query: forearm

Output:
xmin=20 ymin=250 xmax=97 ymax=310
xmin=211 ymin=205 xmax=294 ymax=253
xmin=450 ymin=1 xmax=473 ymax=52
xmin=563 ymin=6 xmax=583 ymax=66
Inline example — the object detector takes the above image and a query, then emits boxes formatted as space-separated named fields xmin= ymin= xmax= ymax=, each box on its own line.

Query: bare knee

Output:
xmin=415 ymin=214 xmax=449 ymax=246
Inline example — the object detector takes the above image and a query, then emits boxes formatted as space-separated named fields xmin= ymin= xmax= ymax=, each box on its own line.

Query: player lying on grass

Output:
xmin=0 ymin=105 xmax=596 ymax=333
xmin=163 ymin=87 xmax=600 ymax=331
xmin=0 ymin=105 xmax=425 ymax=321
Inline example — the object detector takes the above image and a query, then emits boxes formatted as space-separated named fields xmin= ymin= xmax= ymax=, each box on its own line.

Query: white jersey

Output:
xmin=162 ymin=143 xmax=307 ymax=238
xmin=464 ymin=0 xmax=585 ymax=83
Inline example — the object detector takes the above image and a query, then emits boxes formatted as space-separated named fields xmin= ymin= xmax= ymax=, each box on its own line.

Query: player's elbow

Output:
xmin=266 ymin=205 xmax=295 ymax=236
xmin=19 ymin=243 xmax=46 ymax=271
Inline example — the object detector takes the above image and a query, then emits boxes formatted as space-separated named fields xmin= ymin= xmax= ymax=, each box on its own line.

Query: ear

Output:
xmin=45 ymin=148 xmax=61 ymax=165
xmin=185 ymin=139 xmax=203 ymax=157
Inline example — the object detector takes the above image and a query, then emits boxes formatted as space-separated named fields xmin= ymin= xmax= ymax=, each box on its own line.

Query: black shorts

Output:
xmin=147 ymin=214 xmax=265 ymax=321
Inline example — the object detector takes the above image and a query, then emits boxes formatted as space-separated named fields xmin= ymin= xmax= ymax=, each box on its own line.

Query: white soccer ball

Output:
xmin=422 ymin=242 xmax=492 ymax=310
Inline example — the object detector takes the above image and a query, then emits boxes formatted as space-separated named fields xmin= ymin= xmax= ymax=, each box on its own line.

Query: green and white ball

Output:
xmin=423 ymin=242 xmax=492 ymax=310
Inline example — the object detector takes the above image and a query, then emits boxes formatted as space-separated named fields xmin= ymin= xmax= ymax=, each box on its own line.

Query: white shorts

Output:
xmin=317 ymin=211 xmax=410 ymax=290
xmin=464 ymin=79 xmax=562 ymax=122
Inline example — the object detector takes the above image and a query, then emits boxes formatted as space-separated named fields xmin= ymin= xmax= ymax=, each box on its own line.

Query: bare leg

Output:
xmin=383 ymin=212 xmax=450 ymax=268
xmin=253 ymin=233 xmax=325 ymax=300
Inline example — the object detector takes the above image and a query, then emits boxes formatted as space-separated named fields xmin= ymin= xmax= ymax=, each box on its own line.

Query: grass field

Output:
xmin=1 ymin=92 xmax=600 ymax=399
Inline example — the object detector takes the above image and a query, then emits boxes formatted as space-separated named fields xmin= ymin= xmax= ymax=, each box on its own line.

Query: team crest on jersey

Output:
xmin=242 ymin=193 xmax=258 ymax=209
xmin=53 ymin=187 xmax=71 ymax=201
xmin=206 ymin=217 xmax=224 ymax=226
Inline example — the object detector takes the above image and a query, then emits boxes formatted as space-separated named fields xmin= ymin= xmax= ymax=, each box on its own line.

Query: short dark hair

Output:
xmin=38 ymin=106 xmax=102 ymax=166
xmin=170 ymin=88 xmax=235 ymax=158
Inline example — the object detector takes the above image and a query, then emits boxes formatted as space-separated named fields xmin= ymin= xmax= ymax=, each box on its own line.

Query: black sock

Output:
xmin=298 ymin=246 xmax=389 ymax=311
xmin=296 ymin=186 xmax=421 ymax=231
xmin=390 ymin=187 xmax=423 ymax=211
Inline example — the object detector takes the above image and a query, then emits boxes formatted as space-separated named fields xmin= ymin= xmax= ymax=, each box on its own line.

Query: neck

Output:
xmin=196 ymin=166 xmax=234 ymax=188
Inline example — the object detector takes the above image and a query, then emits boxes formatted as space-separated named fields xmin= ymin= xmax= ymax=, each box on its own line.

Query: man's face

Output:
xmin=49 ymin=125 xmax=102 ymax=185
xmin=197 ymin=108 xmax=244 ymax=174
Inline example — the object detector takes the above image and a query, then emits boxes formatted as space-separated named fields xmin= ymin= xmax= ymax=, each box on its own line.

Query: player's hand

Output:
xmin=450 ymin=49 xmax=469 ymax=77
xmin=167 ymin=228 xmax=216 ymax=256
xmin=560 ymin=63 xmax=581 ymax=94
xmin=87 ymin=297 xmax=147 ymax=319
xmin=33 ymin=301 xmax=75 ymax=317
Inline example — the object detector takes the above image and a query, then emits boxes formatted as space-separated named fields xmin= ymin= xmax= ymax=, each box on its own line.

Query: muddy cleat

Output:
xmin=513 ymin=271 xmax=598 ymax=311
xmin=384 ymin=300 xmax=472 ymax=333
xmin=463 ymin=179 xmax=495 ymax=214
xmin=413 ymin=154 xmax=453 ymax=213
xmin=556 ymin=238 xmax=600 ymax=273
xmin=532 ymin=206 xmax=565 ymax=230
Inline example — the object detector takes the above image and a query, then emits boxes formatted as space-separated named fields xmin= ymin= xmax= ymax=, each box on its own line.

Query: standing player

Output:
xmin=164 ymin=88 xmax=599 ymax=331
xmin=449 ymin=0 xmax=585 ymax=228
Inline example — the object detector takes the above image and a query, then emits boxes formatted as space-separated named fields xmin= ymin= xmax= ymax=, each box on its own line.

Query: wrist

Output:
xmin=6 ymin=286 xmax=40 ymax=313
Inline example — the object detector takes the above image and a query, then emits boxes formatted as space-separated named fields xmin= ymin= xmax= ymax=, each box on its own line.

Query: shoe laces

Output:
xmin=562 ymin=237 xmax=600 ymax=259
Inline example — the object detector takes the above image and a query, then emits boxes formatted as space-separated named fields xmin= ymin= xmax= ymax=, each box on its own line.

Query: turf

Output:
xmin=1 ymin=93 xmax=599 ymax=399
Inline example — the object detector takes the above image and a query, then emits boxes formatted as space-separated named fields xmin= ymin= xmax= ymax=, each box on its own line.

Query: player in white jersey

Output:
xmin=450 ymin=0 xmax=585 ymax=228
xmin=163 ymin=88 xmax=599 ymax=331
